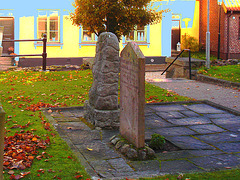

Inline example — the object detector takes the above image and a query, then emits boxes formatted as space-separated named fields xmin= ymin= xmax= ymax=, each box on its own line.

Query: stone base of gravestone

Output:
xmin=84 ymin=32 xmax=120 ymax=129
xmin=84 ymin=100 xmax=120 ymax=129
xmin=110 ymin=135 xmax=155 ymax=161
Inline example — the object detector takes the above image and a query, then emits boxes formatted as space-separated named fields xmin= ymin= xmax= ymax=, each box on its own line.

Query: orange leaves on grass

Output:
xmin=39 ymin=112 xmax=52 ymax=131
xmin=10 ymin=121 xmax=31 ymax=129
xmin=75 ymin=175 xmax=83 ymax=179
xmin=146 ymin=95 xmax=161 ymax=103
xmin=4 ymin=131 xmax=51 ymax=171
xmin=25 ymin=102 xmax=58 ymax=112
xmin=9 ymin=171 xmax=31 ymax=180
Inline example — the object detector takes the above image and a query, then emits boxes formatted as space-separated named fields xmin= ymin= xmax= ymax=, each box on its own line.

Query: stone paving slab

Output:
xmin=159 ymin=160 xmax=202 ymax=173
xmin=219 ymin=124 xmax=240 ymax=132
xmin=166 ymin=117 xmax=211 ymax=126
xmin=108 ymin=158 xmax=134 ymax=172
xmin=186 ymin=104 xmax=227 ymax=114
xmin=149 ymin=104 xmax=187 ymax=112
xmin=66 ymin=130 xmax=101 ymax=145
xmin=76 ymin=142 xmax=120 ymax=161
xmin=205 ymin=113 xmax=237 ymax=119
xmin=188 ymin=124 xmax=226 ymax=134
xmin=130 ymin=160 xmax=160 ymax=172
xmin=211 ymin=117 xmax=240 ymax=125
xmin=154 ymin=127 xmax=196 ymax=136
xmin=156 ymin=111 xmax=186 ymax=119
xmin=190 ymin=154 xmax=240 ymax=171
xmin=145 ymin=115 xmax=174 ymax=128
xmin=214 ymin=142 xmax=240 ymax=153
xmin=179 ymin=110 xmax=201 ymax=117
xmin=43 ymin=100 xmax=240 ymax=179
xmin=155 ymin=150 xmax=193 ymax=160
xmin=195 ymin=132 xmax=240 ymax=144
xmin=166 ymin=136 xmax=215 ymax=150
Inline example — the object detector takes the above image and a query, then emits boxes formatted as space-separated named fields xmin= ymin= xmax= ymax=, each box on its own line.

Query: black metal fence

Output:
xmin=1 ymin=34 xmax=47 ymax=71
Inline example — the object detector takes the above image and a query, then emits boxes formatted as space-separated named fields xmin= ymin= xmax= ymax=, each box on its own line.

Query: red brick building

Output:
xmin=199 ymin=0 xmax=240 ymax=59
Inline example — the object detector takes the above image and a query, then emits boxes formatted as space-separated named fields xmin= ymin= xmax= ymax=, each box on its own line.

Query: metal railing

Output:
xmin=1 ymin=34 xmax=47 ymax=71
xmin=161 ymin=49 xmax=192 ymax=79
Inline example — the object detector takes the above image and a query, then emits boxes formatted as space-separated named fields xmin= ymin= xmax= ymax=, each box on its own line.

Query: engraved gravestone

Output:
xmin=120 ymin=42 xmax=145 ymax=148
xmin=84 ymin=32 xmax=120 ymax=129
xmin=0 ymin=26 xmax=4 ymax=56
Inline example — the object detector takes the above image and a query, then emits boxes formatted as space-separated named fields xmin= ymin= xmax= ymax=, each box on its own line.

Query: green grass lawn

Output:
xmin=181 ymin=51 xmax=217 ymax=61
xmin=1 ymin=69 xmax=240 ymax=180
xmin=0 ymin=69 xmax=191 ymax=179
xmin=198 ymin=64 xmax=240 ymax=83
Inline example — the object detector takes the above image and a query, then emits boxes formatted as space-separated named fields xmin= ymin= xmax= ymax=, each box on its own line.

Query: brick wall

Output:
xmin=228 ymin=13 xmax=240 ymax=59
xmin=200 ymin=0 xmax=240 ymax=59
xmin=219 ymin=11 xmax=240 ymax=59
xmin=199 ymin=0 xmax=220 ymax=53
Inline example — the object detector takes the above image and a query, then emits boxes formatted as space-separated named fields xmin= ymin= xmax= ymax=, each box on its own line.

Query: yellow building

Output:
xmin=0 ymin=0 xmax=200 ymax=66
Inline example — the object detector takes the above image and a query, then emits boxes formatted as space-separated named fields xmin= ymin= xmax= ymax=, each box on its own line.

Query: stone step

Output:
xmin=171 ymin=50 xmax=181 ymax=57
xmin=145 ymin=64 xmax=166 ymax=72
xmin=0 ymin=57 xmax=14 ymax=66
xmin=0 ymin=61 xmax=12 ymax=65
xmin=0 ymin=65 xmax=16 ymax=71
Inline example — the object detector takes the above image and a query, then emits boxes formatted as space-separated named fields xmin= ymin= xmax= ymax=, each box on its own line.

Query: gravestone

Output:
xmin=0 ymin=26 xmax=4 ymax=56
xmin=120 ymin=42 xmax=145 ymax=148
xmin=84 ymin=32 xmax=120 ymax=129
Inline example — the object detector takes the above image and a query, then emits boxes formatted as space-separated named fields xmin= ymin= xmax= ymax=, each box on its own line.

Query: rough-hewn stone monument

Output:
xmin=84 ymin=32 xmax=120 ymax=129
xmin=120 ymin=42 xmax=145 ymax=148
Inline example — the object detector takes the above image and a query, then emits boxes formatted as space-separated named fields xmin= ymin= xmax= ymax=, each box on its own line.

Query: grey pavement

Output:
xmin=44 ymin=100 xmax=240 ymax=179
xmin=145 ymin=72 xmax=240 ymax=112
xmin=42 ymin=72 xmax=240 ymax=179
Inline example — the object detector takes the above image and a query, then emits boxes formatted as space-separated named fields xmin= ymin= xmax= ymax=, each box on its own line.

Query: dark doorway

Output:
xmin=0 ymin=17 xmax=14 ymax=54
xmin=171 ymin=20 xmax=180 ymax=50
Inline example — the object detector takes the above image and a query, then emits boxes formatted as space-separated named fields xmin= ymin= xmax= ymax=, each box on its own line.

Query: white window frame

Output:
xmin=37 ymin=10 xmax=60 ymax=42
xmin=126 ymin=25 xmax=147 ymax=42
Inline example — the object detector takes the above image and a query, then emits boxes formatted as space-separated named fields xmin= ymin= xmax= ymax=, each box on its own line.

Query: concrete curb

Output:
xmin=196 ymin=74 xmax=240 ymax=88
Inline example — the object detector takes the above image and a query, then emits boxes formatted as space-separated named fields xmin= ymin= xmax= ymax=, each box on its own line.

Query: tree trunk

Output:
xmin=106 ymin=0 xmax=120 ymax=40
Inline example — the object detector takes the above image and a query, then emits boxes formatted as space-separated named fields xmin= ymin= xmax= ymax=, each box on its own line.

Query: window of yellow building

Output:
xmin=126 ymin=25 xmax=147 ymax=42
xmin=37 ymin=10 xmax=60 ymax=42
xmin=82 ymin=27 xmax=97 ymax=42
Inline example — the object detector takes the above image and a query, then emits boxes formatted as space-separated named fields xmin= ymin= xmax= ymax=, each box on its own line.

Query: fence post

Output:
xmin=42 ymin=34 xmax=47 ymax=71
xmin=0 ymin=106 xmax=6 ymax=180
xmin=189 ymin=50 xmax=192 ymax=80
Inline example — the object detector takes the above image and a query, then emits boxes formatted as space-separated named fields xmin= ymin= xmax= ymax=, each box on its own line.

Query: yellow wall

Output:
xmin=181 ymin=1 xmax=199 ymax=41
xmin=19 ymin=15 xmax=162 ymax=58
xmin=63 ymin=15 xmax=96 ymax=57
xmin=19 ymin=16 xmax=40 ymax=56
xmin=19 ymin=15 xmax=97 ymax=58
xmin=140 ymin=23 xmax=162 ymax=56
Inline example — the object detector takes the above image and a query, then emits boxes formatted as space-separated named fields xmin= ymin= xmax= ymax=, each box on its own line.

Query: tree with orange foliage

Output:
xmin=71 ymin=0 xmax=167 ymax=40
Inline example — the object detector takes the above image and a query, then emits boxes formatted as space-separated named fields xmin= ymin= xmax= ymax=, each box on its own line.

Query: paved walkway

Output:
xmin=44 ymin=103 xmax=240 ymax=179
xmin=42 ymin=72 xmax=240 ymax=179
xmin=145 ymin=72 xmax=240 ymax=112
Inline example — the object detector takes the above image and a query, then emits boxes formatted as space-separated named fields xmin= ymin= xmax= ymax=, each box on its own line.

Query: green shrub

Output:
xmin=149 ymin=133 xmax=166 ymax=150
xmin=181 ymin=33 xmax=199 ymax=52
